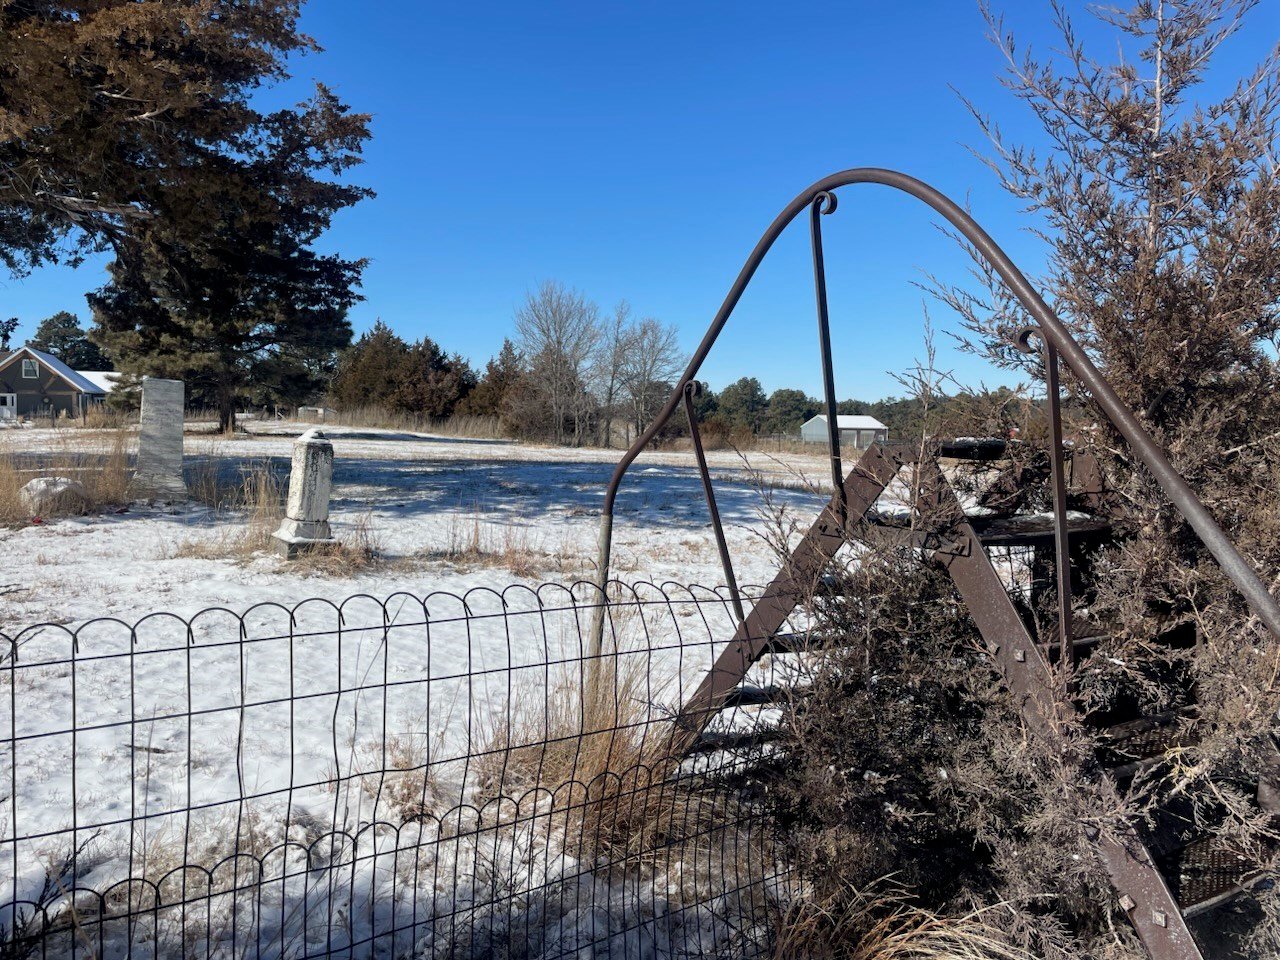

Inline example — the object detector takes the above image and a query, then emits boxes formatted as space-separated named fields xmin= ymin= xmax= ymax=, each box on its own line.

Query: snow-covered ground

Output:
xmin=1 ymin=425 xmax=829 ymax=628
xmin=0 ymin=425 xmax=826 ymax=957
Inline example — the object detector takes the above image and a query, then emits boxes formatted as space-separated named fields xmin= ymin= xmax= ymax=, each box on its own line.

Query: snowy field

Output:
xmin=0 ymin=425 xmax=827 ymax=957
xmin=0 ymin=424 xmax=829 ymax=628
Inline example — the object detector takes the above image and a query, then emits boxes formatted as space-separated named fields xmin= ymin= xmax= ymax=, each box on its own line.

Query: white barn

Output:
xmin=800 ymin=414 xmax=888 ymax=449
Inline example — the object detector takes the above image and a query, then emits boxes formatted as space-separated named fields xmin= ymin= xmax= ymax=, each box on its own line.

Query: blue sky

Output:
xmin=3 ymin=1 xmax=1276 ymax=399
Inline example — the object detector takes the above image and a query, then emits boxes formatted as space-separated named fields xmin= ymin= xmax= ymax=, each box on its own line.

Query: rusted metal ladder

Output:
xmin=591 ymin=168 xmax=1280 ymax=960
xmin=669 ymin=438 xmax=1275 ymax=960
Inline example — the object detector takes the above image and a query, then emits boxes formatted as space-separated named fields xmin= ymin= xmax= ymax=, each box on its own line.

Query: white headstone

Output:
xmin=130 ymin=378 xmax=187 ymax=502
xmin=273 ymin=429 xmax=336 ymax=558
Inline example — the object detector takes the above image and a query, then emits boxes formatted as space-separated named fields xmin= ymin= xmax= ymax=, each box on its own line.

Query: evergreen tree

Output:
xmin=393 ymin=341 xmax=477 ymax=419
xmin=716 ymin=377 xmax=768 ymax=433
xmin=2 ymin=2 xmax=371 ymax=431
xmin=1 ymin=1 xmax=360 ymax=271
xmin=329 ymin=322 xmax=412 ymax=410
xmin=29 ymin=311 xmax=111 ymax=369
xmin=459 ymin=340 xmax=525 ymax=418
xmin=763 ymin=388 xmax=819 ymax=435
xmin=329 ymin=322 xmax=475 ymax=419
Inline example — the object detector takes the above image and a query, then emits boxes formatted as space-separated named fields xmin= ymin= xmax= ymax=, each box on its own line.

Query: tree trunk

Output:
xmin=219 ymin=388 xmax=235 ymax=434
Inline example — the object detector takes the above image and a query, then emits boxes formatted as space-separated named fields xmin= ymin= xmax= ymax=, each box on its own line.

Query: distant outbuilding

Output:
xmin=800 ymin=414 xmax=888 ymax=449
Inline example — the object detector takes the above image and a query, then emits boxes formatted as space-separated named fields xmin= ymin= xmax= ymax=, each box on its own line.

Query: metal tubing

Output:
xmin=1042 ymin=340 xmax=1074 ymax=661
xmin=1019 ymin=325 xmax=1074 ymax=660
xmin=683 ymin=382 xmax=747 ymax=625
xmin=592 ymin=167 xmax=1280 ymax=643
xmin=810 ymin=192 xmax=846 ymax=520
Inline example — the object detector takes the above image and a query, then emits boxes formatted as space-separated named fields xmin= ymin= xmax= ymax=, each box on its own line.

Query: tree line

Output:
xmin=22 ymin=288 xmax=1000 ymax=446
xmin=323 ymin=277 xmax=985 ymax=447
xmin=0 ymin=3 xmax=979 ymax=444
xmin=326 ymin=280 xmax=690 ymax=446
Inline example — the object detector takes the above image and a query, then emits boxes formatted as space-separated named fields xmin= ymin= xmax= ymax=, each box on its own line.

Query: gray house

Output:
xmin=800 ymin=414 xmax=888 ymax=449
xmin=0 ymin=346 xmax=109 ymax=421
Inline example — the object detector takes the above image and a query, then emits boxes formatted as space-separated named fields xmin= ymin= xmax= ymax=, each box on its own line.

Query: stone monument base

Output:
xmin=272 ymin=516 xmax=335 ymax=558
xmin=273 ymin=534 xmax=339 ymax=559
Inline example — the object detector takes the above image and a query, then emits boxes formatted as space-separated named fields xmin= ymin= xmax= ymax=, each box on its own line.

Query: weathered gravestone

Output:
xmin=129 ymin=377 xmax=187 ymax=502
xmin=273 ymin=429 xmax=336 ymax=558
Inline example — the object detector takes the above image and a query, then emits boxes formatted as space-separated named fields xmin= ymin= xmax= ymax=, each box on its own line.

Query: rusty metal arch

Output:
xmin=592 ymin=166 xmax=1280 ymax=643
xmin=590 ymin=167 xmax=1280 ymax=960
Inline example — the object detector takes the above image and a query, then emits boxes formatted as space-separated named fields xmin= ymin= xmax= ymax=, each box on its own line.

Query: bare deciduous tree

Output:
xmin=619 ymin=316 xmax=684 ymax=441
xmin=591 ymin=301 xmax=634 ymax=447
xmin=514 ymin=281 xmax=601 ymax=445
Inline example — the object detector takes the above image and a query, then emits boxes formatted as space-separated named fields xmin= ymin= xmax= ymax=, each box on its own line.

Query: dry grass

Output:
xmin=340 ymin=723 xmax=446 ymax=825
xmin=295 ymin=405 xmax=505 ymax=439
xmin=0 ymin=430 xmax=132 ymax=526
xmin=179 ymin=460 xmax=391 ymax=575
xmin=470 ymin=655 xmax=743 ymax=876
xmin=425 ymin=509 xmax=579 ymax=578
xmin=174 ymin=462 xmax=284 ymax=560
xmin=289 ymin=511 xmax=388 ymax=576
xmin=75 ymin=405 xmax=135 ymax=430
xmin=774 ymin=882 xmax=1031 ymax=960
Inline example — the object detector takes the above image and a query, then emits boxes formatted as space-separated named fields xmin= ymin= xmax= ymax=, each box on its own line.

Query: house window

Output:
xmin=21 ymin=359 xmax=38 ymax=379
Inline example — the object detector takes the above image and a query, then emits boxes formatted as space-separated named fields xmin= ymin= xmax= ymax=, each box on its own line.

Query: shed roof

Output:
xmin=804 ymin=414 xmax=888 ymax=431
xmin=0 ymin=346 xmax=108 ymax=395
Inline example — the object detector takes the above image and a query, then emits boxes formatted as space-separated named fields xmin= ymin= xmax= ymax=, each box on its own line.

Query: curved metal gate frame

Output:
xmin=588 ymin=167 xmax=1280 ymax=960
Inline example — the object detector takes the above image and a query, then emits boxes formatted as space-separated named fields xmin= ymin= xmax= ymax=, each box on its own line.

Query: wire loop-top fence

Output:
xmin=1 ymin=580 xmax=799 ymax=959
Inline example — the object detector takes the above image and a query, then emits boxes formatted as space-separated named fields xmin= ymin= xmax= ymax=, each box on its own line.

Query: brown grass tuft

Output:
xmin=470 ymin=657 xmax=742 ymax=873
xmin=425 ymin=510 xmax=575 ymax=578
xmin=290 ymin=511 xmax=388 ymax=576
xmin=774 ymin=882 xmax=1031 ymax=960
xmin=0 ymin=430 xmax=132 ymax=526
xmin=174 ymin=462 xmax=284 ymax=560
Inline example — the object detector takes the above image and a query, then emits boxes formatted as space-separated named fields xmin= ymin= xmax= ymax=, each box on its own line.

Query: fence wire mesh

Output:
xmin=1 ymin=581 xmax=802 ymax=959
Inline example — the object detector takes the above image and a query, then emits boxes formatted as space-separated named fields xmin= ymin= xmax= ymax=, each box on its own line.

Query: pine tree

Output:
xmin=2 ymin=2 xmax=371 ymax=431
xmin=716 ymin=377 xmax=768 ymax=433
xmin=29 ymin=311 xmax=110 ymax=369
xmin=459 ymin=340 xmax=525 ymax=418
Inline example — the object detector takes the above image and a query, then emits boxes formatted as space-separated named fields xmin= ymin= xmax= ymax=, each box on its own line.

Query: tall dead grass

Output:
xmin=296 ymin=406 xmax=505 ymax=439
xmin=426 ymin=510 xmax=578 ymax=578
xmin=470 ymin=653 xmax=747 ymax=878
xmin=773 ymin=883 xmax=1031 ymax=960
xmin=0 ymin=431 xmax=132 ymax=525
xmin=175 ymin=462 xmax=284 ymax=560
xmin=180 ymin=460 xmax=388 ymax=574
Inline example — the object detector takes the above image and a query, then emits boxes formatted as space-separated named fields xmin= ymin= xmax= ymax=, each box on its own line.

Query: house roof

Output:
xmin=805 ymin=414 xmax=888 ymax=431
xmin=76 ymin=370 xmax=121 ymax=394
xmin=0 ymin=346 xmax=108 ymax=395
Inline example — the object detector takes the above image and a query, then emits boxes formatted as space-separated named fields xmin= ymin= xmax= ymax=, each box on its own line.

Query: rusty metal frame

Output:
xmin=593 ymin=167 xmax=1280 ymax=960
xmin=668 ymin=442 xmax=904 ymax=755
xmin=591 ymin=167 xmax=1280 ymax=646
